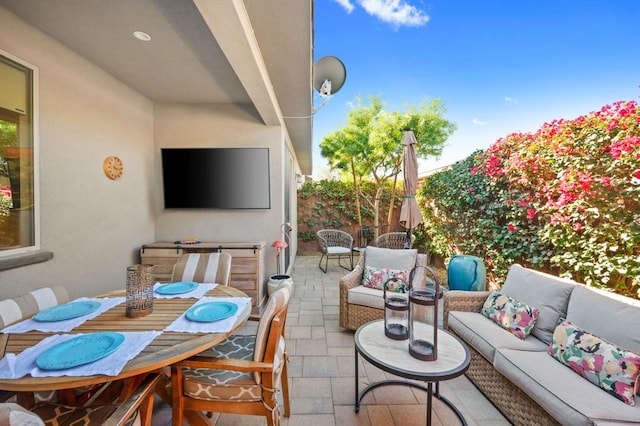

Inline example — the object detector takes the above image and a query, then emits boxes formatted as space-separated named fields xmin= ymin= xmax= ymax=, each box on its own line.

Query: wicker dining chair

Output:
xmin=316 ymin=229 xmax=354 ymax=273
xmin=375 ymin=232 xmax=415 ymax=249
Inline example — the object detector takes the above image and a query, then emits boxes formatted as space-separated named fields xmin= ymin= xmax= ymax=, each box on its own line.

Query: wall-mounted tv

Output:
xmin=161 ymin=148 xmax=271 ymax=209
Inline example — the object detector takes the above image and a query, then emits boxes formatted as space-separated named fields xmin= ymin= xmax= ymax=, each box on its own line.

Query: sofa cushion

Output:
xmin=566 ymin=285 xmax=640 ymax=355
xmin=548 ymin=318 xmax=640 ymax=405
xmin=448 ymin=311 xmax=548 ymax=362
xmin=348 ymin=285 xmax=407 ymax=310
xmin=481 ymin=292 xmax=539 ymax=340
xmin=364 ymin=246 xmax=417 ymax=271
xmin=501 ymin=264 xmax=576 ymax=345
xmin=494 ymin=348 xmax=640 ymax=425
xmin=361 ymin=266 xmax=409 ymax=292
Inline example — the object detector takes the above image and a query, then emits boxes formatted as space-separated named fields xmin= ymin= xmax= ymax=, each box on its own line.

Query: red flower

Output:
xmin=507 ymin=224 xmax=515 ymax=233
xmin=573 ymin=222 xmax=583 ymax=231
xmin=527 ymin=208 xmax=535 ymax=219
xmin=635 ymin=170 xmax=640 ymax=180
xmin=600 ymin=176 xmax=611 ymax=185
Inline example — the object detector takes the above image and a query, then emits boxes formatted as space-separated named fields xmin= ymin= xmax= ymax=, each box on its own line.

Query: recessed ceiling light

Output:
xmin=133 ymin=31 xmax=151 ymax=41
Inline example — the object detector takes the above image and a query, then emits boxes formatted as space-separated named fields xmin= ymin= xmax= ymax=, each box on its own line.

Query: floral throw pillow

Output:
xmin=481 ymin=291 xmax=539 ymax=340
xmin=361 ymin=266 xmax=408 ymax=293
xmin=548 ymin=318 xmax=640 ymax=405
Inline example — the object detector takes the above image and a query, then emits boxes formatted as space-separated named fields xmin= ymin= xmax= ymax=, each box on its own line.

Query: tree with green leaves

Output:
xmin=319 ymin=95 xmax=456 ymax=236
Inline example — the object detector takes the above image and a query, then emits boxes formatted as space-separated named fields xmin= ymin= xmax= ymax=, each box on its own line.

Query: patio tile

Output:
xmin=287 ymin=414 xmax=335 ymax=426
xmin=151 ymin=255 xmax=509 ymax=426
xmin=294 ymin=338 xmax=328 ymax=355
xmin=290 ymin=397 xmax=334 ymax=414
xmin=326 ymin=331 xmax=355 ymax=348
xmin=302 ymin=356 xmax=340 ymax=377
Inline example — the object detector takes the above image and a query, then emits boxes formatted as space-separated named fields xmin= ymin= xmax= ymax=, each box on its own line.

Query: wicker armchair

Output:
xmin=375 ymin=232 xmax=415 ymax=249
xmin=316 ymin=229 xmax=354 ymax=273
xmin=339 ymin=251 xmax=428 ymax=330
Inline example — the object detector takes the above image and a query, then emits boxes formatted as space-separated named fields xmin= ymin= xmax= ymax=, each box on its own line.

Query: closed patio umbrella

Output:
xmin=399 ymin=129 xmax=423 ymax=248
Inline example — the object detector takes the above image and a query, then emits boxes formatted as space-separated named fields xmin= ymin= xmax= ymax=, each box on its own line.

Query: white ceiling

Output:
xmin=0 ymin=0 xmax=315 ymax=173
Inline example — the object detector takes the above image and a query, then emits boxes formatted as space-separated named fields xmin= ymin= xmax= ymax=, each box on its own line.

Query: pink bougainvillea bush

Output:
xmin=420 ymin=100 xmax=640 ymax=297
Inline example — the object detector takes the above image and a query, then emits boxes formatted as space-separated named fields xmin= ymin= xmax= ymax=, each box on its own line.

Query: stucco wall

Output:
xmin=0 ymin=7 xmax=155 ymax=299
xmin=153 ymin=103 xmax=292 ymax=279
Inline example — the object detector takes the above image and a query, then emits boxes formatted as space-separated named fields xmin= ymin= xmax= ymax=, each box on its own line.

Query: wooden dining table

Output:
xmin=0 ymin=284 xmax=251 ymax=398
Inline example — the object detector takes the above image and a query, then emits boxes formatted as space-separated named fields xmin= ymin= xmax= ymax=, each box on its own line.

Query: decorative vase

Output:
xmin=268 ymin=274 xmax=293 ymax=296
xmin=447 ymin=255 xmax=486 ymax=291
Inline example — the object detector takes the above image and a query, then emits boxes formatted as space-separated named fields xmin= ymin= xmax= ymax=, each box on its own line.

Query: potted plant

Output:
xmin=268 ymin=223 xmax=293 ymax=295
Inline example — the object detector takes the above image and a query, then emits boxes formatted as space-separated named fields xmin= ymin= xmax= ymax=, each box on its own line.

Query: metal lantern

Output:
xmin=408 ymin=265 xmax=441 ymax=361
xmin=126 ymin=264 xmax=154 ymax=318
xmin=383 ymin=277 xmax=409 ymax=340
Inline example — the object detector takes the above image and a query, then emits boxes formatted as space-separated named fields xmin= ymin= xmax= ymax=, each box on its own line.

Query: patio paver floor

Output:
xmin=151 ymin=254 xmax=510 ymax=425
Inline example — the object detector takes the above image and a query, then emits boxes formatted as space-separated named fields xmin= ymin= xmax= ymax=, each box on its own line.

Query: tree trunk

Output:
xmin=387 ymin=172 xmax=399 ymax=228
xmin=373 ymin=186 xmax=383 ymax=238
xmin=350 ymin=158 xmax=362 ymax=226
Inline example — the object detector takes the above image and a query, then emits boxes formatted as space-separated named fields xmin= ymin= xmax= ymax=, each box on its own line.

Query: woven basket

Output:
xmin=126 ymin=264 xmax=154 ymax=318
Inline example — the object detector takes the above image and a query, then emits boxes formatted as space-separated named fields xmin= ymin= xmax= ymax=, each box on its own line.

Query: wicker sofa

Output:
xmin=339 ymin=246 xmax=428 ymax=330
xmin=444 ymin=264 xmax=640 ymax=426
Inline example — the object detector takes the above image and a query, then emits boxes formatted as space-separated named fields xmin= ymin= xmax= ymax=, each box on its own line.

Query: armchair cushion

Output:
xmin=327 ymin=246 xmax=351 ymax=255
xmin=364 ymin=246 xmax=417 ymax=271
xmin=348 ymin=285 xmax=408 ymax=310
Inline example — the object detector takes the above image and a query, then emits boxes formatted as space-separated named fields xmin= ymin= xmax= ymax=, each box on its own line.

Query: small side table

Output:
xmin=354 ymin=320 xmax=471 ymax=425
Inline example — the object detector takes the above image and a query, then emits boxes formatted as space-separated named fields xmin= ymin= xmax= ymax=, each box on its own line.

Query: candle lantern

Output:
xmin=383 ymin=277 xmax=409 ymax=340
xmin=126 ymin=264 xmax=154 ymax=318
xmin=408 ymin=265 xmax=442 ymax=361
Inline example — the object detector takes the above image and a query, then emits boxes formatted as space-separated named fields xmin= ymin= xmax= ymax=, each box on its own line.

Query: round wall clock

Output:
xmin=103 ymin=156 xmax=124 ymax=180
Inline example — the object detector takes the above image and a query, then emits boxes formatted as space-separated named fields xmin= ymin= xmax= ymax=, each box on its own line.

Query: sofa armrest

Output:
xmin=340 ymin=254 xmax=365 ymax=292
xmin=443 ymin=290 xmax=491 ymax=330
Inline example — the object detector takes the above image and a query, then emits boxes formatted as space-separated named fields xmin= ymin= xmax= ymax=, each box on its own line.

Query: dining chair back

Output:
xmin=171 ymin=252 xmax=232 ymax=285
xmin=0 ymin=286 xmax=69 ymax=328
xmin=316 ymin=229 xmax=354 ymax=273
xmin=171 ymin=285 xmax=291 ymax=426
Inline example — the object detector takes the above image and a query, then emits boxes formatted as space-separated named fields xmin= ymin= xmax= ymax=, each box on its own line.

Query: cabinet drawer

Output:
xmin=140 ymin=248 xmax=182 ymax=258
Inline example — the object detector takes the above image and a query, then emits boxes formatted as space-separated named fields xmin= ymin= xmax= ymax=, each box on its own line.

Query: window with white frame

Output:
xmin=0 ymin=52 xmax=37 ymax=255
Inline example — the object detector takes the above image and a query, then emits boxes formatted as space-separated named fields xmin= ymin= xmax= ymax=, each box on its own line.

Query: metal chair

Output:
xmin=171 ymin=252 xmax=232 ymax=285
xmin=375 ymin=232 xmax=415 ymax=249
xmin=316 ymin=229 xmax=354 ymax=273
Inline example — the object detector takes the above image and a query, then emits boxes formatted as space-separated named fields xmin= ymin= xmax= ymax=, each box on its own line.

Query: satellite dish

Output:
xmin=313 ymin=56 xmax=346 ymax=97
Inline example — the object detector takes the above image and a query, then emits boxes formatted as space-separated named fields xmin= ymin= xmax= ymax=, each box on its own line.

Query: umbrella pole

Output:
xmin=404 ymin=229 xmax=411 ymax=249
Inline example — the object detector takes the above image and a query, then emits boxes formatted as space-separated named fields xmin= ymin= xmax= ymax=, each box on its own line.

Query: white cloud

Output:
xmin=505 ymin=96 xmax=518 ymax=104
xmin=472 ymin=118 xmax=488 ymax=126
xmin=358 ymin=0 xmax=430 ymax=27
xmin=333 ymin=0 xmax=355 ymax=13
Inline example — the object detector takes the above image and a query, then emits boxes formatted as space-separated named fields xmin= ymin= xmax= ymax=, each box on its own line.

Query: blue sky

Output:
xmin=311 ymin=0 xmax=640 ymax=178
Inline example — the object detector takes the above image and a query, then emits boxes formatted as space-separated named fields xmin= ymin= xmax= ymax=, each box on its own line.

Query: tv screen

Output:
xmin=161 ymin=148 xmax=271 ymax=209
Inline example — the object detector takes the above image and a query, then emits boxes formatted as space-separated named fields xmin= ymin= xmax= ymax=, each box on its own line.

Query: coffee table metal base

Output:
xmin=354 ymin=375 xmax=467 ymax=426
xmin=353 ymin=320 xmax=470 ymax=426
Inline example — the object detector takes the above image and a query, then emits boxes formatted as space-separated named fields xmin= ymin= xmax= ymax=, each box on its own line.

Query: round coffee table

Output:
xmin=354 ymin=320 xmax=471 ymax=425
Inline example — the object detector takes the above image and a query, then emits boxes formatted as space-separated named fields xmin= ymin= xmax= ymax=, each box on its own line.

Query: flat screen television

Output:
xmin=161 ymin=148 xmax=271 ymax=209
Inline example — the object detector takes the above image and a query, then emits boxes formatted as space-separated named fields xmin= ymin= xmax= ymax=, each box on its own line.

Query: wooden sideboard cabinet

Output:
xmin=140 ymin=241 xmax=266 ymax=307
